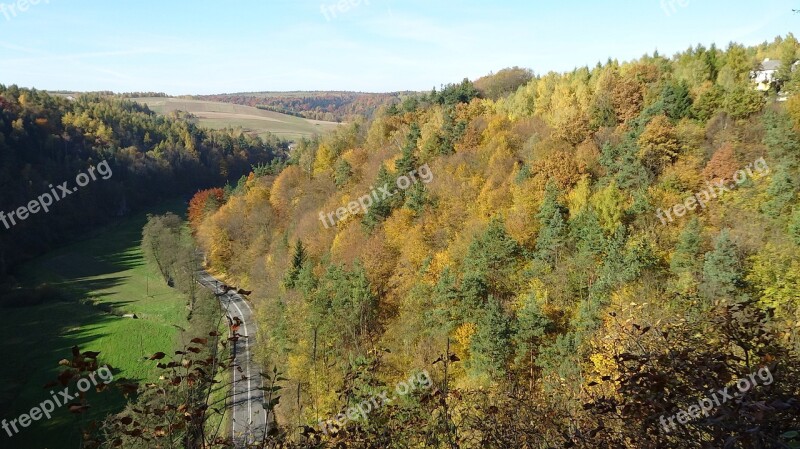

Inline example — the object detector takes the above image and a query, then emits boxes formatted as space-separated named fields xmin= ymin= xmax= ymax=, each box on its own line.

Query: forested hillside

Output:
xmin=0 ymin=87 xmax=283 ymax=279
xmin=192 ymin=36 xmax=800 ymax=448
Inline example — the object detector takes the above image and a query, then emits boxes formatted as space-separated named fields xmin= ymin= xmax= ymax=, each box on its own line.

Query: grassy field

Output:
xmin=132 ymin=97 xmax=341 ymax=141
xmin=0 ymin=200 xmax=192 ymax=448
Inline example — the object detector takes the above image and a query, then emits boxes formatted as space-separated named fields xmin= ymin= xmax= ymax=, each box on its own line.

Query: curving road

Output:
xmin=198 ymin=271 xmax=267 ymax=447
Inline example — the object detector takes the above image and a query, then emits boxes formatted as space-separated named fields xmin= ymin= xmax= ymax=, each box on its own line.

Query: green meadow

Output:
xmin=0 ymin=200 xmax=191 ymax=448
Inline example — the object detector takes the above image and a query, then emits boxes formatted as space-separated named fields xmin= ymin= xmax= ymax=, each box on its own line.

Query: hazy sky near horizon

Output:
xmin=0 ymin=0 xmax=797 ymax=95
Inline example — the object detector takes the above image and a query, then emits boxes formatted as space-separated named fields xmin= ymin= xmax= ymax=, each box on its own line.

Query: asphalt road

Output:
xmin=198 ymin=271 xmax=267 ymax=447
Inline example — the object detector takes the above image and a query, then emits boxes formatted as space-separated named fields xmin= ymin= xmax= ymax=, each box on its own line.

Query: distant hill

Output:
xmin=131 ymin=97 xmax=341 ymax=141
xmin=196 ymin=91 xmax=409 ymax=122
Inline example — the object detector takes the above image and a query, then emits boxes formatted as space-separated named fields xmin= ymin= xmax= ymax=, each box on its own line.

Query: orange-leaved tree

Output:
xmin=188 ymin=188 xmax=226 ymax=235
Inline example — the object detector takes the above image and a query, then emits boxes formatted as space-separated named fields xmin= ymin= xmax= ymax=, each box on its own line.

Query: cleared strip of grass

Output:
xmin=132 ymin=97 xmax=340 ymax=140
xmin=0 ymin=200 xmax=190 ymax=448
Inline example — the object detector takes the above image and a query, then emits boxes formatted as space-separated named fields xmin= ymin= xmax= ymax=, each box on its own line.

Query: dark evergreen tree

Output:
xmin=430 ymin=268 xmax=459 ymax=333
xmin=460 ymin=217 xmax=522 ymax=313
xmin=704 ymin=43 xmax=720 ymax=82
xmin=790 ymin=208 xmax=800 ymax=246
xmin=599 ymin=135 xmax=651 ymax=189
xmin=514 ymin=164 xmax=531 ymax=184
xmin=570 ymin=209 xmax=606 ymax=257
xmin=404 ymin=182 xmax=429 ymax=216
xmin=762 ymin=167 xmax=796 ymax=218
xmin=692 ymin=85 xmax=725 ymax=121
xmin=701 ymin=229 xmax=745 ymax=301
xmin=763 ymin=111 xmax=800 ymax=167
xmin=513 ymin=292 xmax=552 ymax=372
xmin=283 ymin=240 xmax=307 ymax=289
xmin=661 ymin=80 xmax=694 ymax=120
xmin=535 ymin=183 xmax=568 ymax=265
xmin=469 ymin=296 xmax=512 ymax=378
xmin=670 ymin=217 xmax=703 ymax=276
xmin=436 ymin=107 xmax=467 ymax=156
xmin=333 ymin=158 xmax=352 ymax=188
xmin=395 ymin=123 xmax=420 ymax=176
xmin=433 ymin=78 xmax=479 ymax=106
xmin=362 ymin=164 xmax=400 ymax=231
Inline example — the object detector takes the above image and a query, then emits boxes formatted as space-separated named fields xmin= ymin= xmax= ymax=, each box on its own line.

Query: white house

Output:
xmin=751 ymin=58 xmax=782 ymax=91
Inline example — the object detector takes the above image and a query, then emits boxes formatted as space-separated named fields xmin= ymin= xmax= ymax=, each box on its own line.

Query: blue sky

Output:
xmin=0 ymin=0 xmax=797 ymax=94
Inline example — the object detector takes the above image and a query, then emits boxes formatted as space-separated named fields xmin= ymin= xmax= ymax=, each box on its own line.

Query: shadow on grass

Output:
xmin=0 ymin=199 xmax=189 ymax=448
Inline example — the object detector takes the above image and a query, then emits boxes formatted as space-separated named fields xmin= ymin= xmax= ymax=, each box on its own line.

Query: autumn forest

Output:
xmin=3 ymin=17 xmax=800 ymax=448
xmin=184 ymin=36 xmax=800 ymax=447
